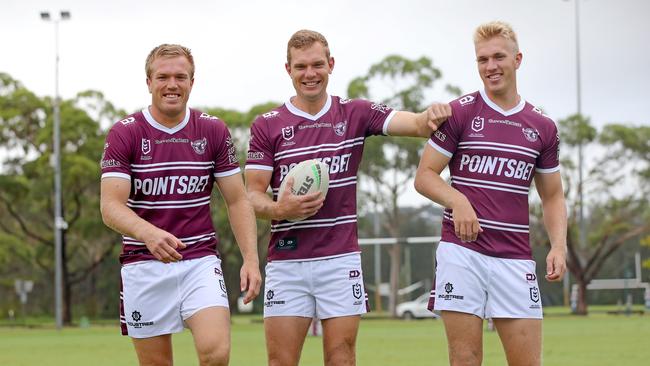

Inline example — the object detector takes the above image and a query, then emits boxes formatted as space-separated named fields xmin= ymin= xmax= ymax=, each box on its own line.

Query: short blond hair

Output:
xmin=286 ymin=29 xmax=330 ymax=64
xmin=474 ymin=21 xmax=519 ymax=53
xmin=145 ymin=44 xmax=195 ymax=79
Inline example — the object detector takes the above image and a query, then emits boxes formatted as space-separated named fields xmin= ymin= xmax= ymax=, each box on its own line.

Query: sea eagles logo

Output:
xmin=141 ymin=139 xmax=151 ymax=155
xmin=522 ymin=128 xmax=539 ymax=142
xmin=333 ymin=121 xmax=347 ymax=136
xmin=282 ymin=126 xmax=294 ymax=141
xmin=191 ymin=138 xmax=207 ymax=154
xmin=471 ymin=117 xmax=484 ymax=132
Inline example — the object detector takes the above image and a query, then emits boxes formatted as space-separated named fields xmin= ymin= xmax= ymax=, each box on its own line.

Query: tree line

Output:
xmin=1 ymin=55 xmax=649 ymax=325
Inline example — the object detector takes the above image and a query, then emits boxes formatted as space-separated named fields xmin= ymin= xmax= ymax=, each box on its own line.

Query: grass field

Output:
xmin=1 ymin=308 xmax=649 ymax=365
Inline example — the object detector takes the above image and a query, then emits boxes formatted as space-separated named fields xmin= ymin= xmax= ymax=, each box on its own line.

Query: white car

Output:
xmin=396 ymin=293 xmax=439 ymax=320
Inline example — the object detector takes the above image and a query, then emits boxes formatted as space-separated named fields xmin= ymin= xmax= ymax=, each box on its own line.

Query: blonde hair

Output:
xmin=286 ymin=29 xmax=330 ymax=64
xmin=145 ymin=44 xmax=195 ymax=79
xmin=474 ymin=21 xmax=519 ymax=53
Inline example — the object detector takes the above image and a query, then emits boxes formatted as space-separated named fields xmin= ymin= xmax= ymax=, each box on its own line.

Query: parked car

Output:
xmin=396 ymin=293 xmax=439 ymax=320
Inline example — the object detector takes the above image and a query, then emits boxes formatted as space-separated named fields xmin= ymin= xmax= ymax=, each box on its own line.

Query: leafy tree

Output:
xmin=0 ymin=72 xmax=124 ymax=323
xmin=530 ymin=115 xmax=650 ymax=315
xmin=347 ymin=55 xmax=458 ymax=315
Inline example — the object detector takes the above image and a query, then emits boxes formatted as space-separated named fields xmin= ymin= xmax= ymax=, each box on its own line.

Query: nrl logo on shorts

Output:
xmin=471 ymin=117 xmax=484 ymax=132
xmin=352 ymin=283 xmax=362 ymax=299
xmin=282 ymin=126 xmax=294 ymax=141
xmin=529 ymin=286 xmax=540 ymax=303
xmin=141 ymin=138 xmax=151 ymax=155
xmin=522 ymin=128 xmax=539 ymax=142
xmin=333 ymin=121 xmax=347 ymax=136
xmin=191 ymin=137 xmax=207 ymax=155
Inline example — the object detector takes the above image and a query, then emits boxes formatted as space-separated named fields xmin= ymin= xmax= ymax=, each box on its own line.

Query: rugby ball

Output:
xmin=278 ymin=159 xmax=330 ymax=221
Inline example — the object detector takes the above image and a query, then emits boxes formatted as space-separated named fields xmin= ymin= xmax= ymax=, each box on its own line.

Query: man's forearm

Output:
xmin=226 ymin=197 xmax=260 ymax=264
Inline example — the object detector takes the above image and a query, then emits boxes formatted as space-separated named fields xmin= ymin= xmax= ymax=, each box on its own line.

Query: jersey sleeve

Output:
xmin=348 ymin=99 xmax=395 ymax=137
xmin=101 ymin=122 xmax=133 ymax=181
xmin=426 ymin=101 xmax=464 ymax=158
xmin=245 ymin=116 xmax=274 ymax=171
xmin=213 ymin=121 xmax=241 ymax=178
xmin=536 ymin=120 xmax=560 ymax=173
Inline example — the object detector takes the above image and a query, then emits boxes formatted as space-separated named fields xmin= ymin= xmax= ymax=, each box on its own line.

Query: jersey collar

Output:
xmin=142 ymin=106 xmax=190 ymax=134
xmin=479 ymin=89 xmax=526 ymax=116
xmin=285 ymin=95 xmax=332 ymax=121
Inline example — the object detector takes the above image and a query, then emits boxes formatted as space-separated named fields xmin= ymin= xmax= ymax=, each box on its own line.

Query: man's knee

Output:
xmin=448 ymin=344 xmax=482 ymax=366
xmin=324 ymin=335 xmax=356 ymax=366
xmin=197 ymin=342 xmax=230 ymax=366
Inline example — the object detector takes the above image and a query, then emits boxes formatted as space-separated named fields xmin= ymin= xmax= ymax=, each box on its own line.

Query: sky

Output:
xmin=2 ymin=0 xmax=649 ymax=206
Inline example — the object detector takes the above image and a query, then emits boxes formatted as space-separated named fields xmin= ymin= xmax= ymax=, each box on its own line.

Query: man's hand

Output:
xmin=240 ymin=260 xmax=262 ymax=304
xmin=426 ymin=102 xmax=452 ymax=131
xmin=450 ymin=195 xmax=483 ymax=242
xmin=545 ymin=245 xmax=567 ymax=282
xmin=276 ymin=177 xmax=325 ymax=221
xmin=143 ymin=228 xmax=187 ymax=263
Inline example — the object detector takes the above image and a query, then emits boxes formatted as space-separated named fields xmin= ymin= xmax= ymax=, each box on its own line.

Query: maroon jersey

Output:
xmin=429 ymin=90 xmax=560 ymax=259
xmin=246 ymin=95 xmax=394 ymax=261
xmin=101 ymin=107 xmax=240 ymax=264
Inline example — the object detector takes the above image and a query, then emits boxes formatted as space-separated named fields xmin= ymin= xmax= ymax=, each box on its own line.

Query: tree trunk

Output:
xmin=388 ymin=242 xmax=401 ymax=317
xmin=575 ymin=280 xmax=589 ymax=315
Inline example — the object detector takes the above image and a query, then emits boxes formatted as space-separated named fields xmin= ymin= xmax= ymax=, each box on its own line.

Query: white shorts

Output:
xmin=429 ymin=242 xmax=542 ymax=319
xmin=120 ymin=255 xmax=229 ymax=338
xmin=263 ymin=253 xmax=368 ymax=319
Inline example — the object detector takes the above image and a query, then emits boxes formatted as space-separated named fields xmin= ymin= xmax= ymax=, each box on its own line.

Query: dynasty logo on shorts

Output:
xmin=438 ymin=282 xmax=465 ymax=301
xmin=127 ymin=310 xmax=154 ymax=328
xmin=264 ymin=289 xmax=286 ymax=307
xmin=349 ymin=269 xmax=361 ymax=280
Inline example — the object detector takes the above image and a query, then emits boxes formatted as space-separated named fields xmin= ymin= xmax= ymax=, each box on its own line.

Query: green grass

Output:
xmin=1 ymin=310 xmax=649 ymax=365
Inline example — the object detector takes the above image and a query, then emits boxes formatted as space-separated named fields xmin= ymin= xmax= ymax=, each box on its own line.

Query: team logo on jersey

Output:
xmin=434 ymin=130 xmax=446 ymax=142
xmin=191 ymin=138 xmax=207 ymax=155
xmin=471 ymin=117 xmax=484 ymax=132
xmin=199 ymin=112 xmax=219 ymax=120
xmin=352 ymin=283 xmax=363 ymax=299
xmin=459 ymin=95 xmax=475 ymax=106
xmin=370 ymin=102 xmax=389 ymax=114
xmin=141 ymin=138 xmax=151 ymax=155
xmin=529 ymin=287 xmax=540 ymax=303
xmin=120 ymin=116 xmax=135 ymax=125
xmin=339 ymin=97 xmax=352 ymax=104
xmin=333 ymin=121 xmax=347 ymax=136
xmin=282 ymin=126 xmax=294 ymax=141
xmin=522 ymin=128 xmax=539 ymax=142
xmin=263 ymin=111 xmax=279 ymax=119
